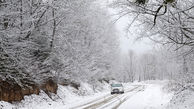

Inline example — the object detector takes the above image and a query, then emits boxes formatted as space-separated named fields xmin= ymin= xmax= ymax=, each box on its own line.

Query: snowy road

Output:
xmin=70 ymin=82 xmax=172 ymax=109
xmin=71 ymin=85 xmax=144 ymax=109
xmin=0 ymin=82 xmax=172 ymax=109
xmin=70 ymin=85 xmax=143 ymax=109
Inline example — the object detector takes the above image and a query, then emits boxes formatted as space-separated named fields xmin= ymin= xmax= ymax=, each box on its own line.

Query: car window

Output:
xmin=111 ymin=84 xmax=122 ymax=87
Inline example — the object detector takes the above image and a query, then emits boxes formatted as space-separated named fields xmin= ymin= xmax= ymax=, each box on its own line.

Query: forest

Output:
xmin=0 ymin=0 xmax=194 ymax=109
xmin=0 ymin=0 xmax=120 ymax=102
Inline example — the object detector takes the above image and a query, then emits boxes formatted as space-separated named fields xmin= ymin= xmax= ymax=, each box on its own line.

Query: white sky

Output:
xmin=115 ymin=15 xmax=153 ymax=54
xmin=99 ymin=0 xmax=153 ymax=54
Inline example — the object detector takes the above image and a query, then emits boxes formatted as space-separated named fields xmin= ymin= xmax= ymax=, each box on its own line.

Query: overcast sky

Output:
xmin=99 ymin=0 xmax=153 ymax=54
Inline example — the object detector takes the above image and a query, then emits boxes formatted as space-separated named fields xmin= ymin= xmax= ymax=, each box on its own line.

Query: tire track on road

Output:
xmin=82 ymin=85 xmax=142 ymax=109
xmin=70 ymin=93 xmax=110 ymax=109
xmin=112 ymin=85 xmax=145 ymax=109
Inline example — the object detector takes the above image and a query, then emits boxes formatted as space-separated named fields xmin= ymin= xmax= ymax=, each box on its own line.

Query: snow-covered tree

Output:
xmin=0 ymin=0 xmax=120 ymax=87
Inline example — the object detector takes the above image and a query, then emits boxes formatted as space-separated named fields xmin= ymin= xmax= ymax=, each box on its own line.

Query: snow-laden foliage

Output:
xmin=112 ymin=1 xmax=194 ymax=107
xmin=112 ymin=0 xmax=194 ymax=82
xmin=0 ymin=0 xmax=119 ymax=86
xmin=112 ymin=0 xmax=194 ymax=48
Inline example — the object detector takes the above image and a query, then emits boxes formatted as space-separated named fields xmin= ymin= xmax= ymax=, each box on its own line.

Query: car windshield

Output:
xmin=111 ymin=84 xmax=122 ymax=87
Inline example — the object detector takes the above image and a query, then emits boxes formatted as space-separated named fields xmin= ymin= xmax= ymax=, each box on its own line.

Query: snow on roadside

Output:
xmin=166 ymin=82 xmax=194 ymax=109
xmin=0 ymin=81 xmax=110 ymax=109
xmin=118 ymin=81 xmax=173 ymax=109
xmin=0 ymin=101 xmax=15 ymax=109
xmin=167 ymin=89 xmax=194 ymax=109
xmin=0 ymin=80 xmax=175 ymax=109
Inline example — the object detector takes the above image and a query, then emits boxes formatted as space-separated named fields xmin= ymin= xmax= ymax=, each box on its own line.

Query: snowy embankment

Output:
xmin=0 ymin=80 xmax=175 ymax=109
xmin=165 ymin=82 xmax=194 ymax=109
xmin=0 ymin=81 xmax=110 ymax=109
xmin=118 ymin=80 xmax=173 ymax=109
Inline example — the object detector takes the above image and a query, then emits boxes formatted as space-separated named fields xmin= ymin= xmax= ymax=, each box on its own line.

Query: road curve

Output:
xmin=71 ymin=85 xmax=145 ymax=109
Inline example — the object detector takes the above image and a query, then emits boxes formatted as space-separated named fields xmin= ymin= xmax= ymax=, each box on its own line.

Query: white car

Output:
xmin=110 ymin=83 xmax=124 ymax=94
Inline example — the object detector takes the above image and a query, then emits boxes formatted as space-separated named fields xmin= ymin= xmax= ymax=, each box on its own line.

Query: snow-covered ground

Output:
xmin=167 ymin=89 xmax=194 ymax=109
xmin=0 ymin=82 xmax=111 ymax=109
xmin=118 ymin=82 xmax=173 ymax=109
xmin=165 ymin=82 xmax=194 ymax=109
xmin=0 ymin=81 xmax=174 ymax=109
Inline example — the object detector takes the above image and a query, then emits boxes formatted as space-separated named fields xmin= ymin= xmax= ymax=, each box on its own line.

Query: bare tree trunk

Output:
xmin=183 ymin=56 xmax=188 ymax=73
xmin=129 ymin=50 xmax=134 ymax=82
xmin=50 ymin=8 xmax=56 ymax=50
xmin=20 ymin=0 xmax=23 ymax=34
xmin=138 ymin=75 xmax=141 ymax=82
